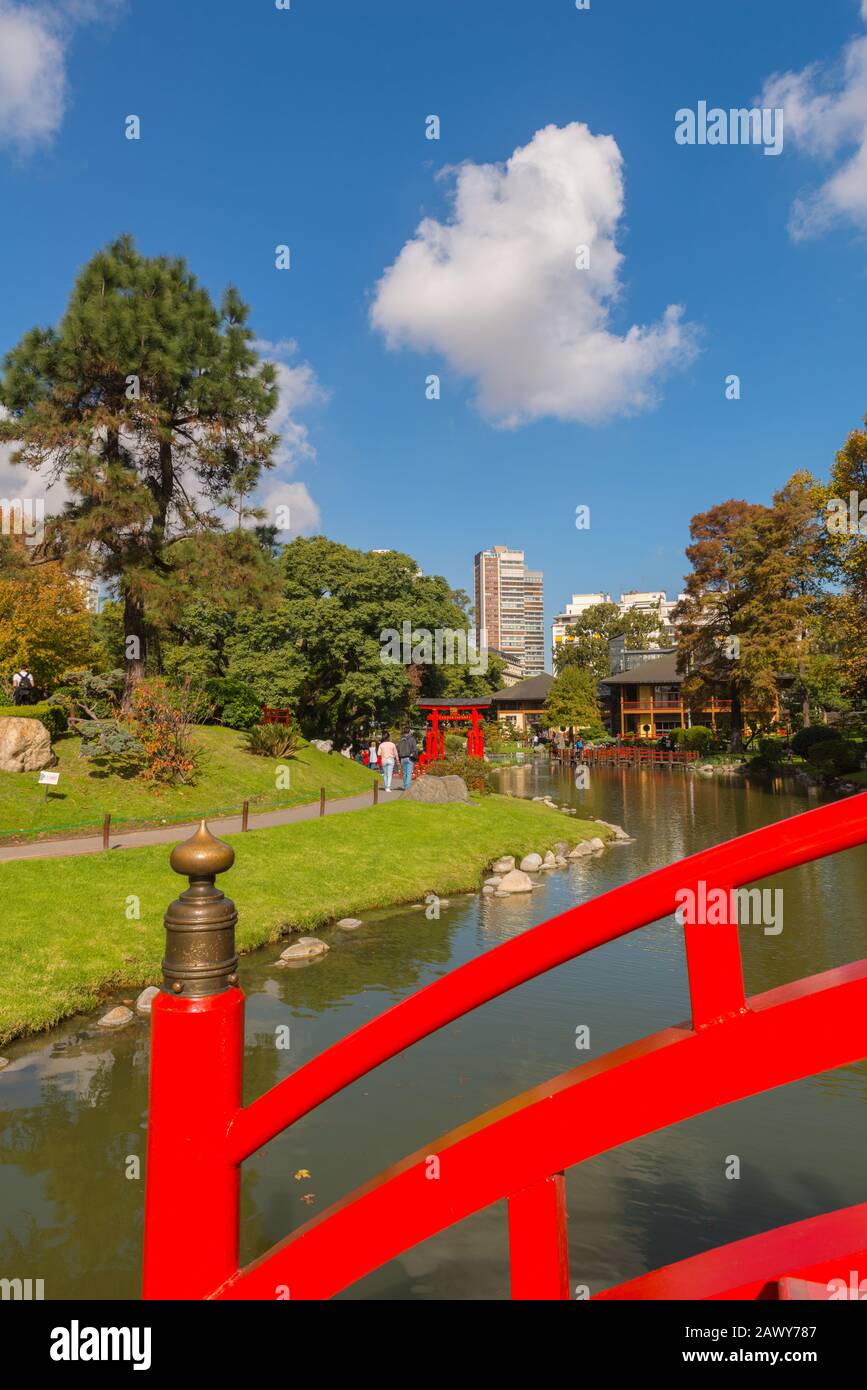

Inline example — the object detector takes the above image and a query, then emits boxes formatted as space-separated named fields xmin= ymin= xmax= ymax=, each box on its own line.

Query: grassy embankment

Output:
xmin=0 ymin=795 xmax=609 ymax=1045
xmin=0 ymin=727 xmax=376 ymax=843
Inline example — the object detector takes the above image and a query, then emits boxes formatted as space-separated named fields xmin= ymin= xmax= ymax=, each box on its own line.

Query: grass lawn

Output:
xmin=0 ymin=727 xmax=376 ymax=843
xmin=0 ymin=795 xmax=609 ymax=1045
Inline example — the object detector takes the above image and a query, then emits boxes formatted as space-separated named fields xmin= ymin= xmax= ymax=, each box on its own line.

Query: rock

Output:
xmin=482 ymin=884 xmax=496 ymax=895
xmin=98 ymin=1005 xmax=134 ymax=1029
xmin=135 ymin=986 xmax=160 ymax=1015
xmin=519 ymin=852 xmax=543 ymax=872
xmin=554 ymin=855 xmax=568 ymax=867
xmin=0 ymin=716 xmax=54 ymax=773
xmin=588 ymin=837 xmax=606 ymax=851
xmin=337 ymin=917 xmax=363 ymax=930
xmin=697 ymin=764 xmax=714 ymax=776
xmin=491 ymin=856 xmax=515 ymax=874
xmin=543 ymin=850 xmax=556 ymax=865
xmin=280 ymin=937 xmax=329 ymax=961
xmin=554 ymin=842 xmax=569 ymax=854
xmin=310 ymin=739 xmax=333 ymax=754
xmin=0 ymin=1057 xmax=9 ymax=1071
xmin=568 ymin=842 xmax=593 ymax=859
xmin=532 ymin=796 xmax=546 ymax=802
xmin=484 ymin=876 xmax=502 ymax=887
xmin=404 ymin=774 xmax=469 ymax=804
xmin=498 ymin=868 xmax=534 ymax=894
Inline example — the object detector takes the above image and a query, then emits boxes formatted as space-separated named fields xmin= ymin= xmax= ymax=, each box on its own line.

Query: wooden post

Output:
xmin=319 ymin=787 xmax=326 ymax=817
xmin=102 ymin=814 xmax=110 ymax=850
xmin=241 ymin=800 xmax=249 ymax=832
xmin=373 ymin=780 xmax=379 ymax=806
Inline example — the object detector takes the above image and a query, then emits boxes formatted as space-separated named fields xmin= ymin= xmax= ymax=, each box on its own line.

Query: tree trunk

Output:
xmin=122 ymin=590 xmax=147 ymax=708
xmin=730 ymin=682 xmax=744 ymax=753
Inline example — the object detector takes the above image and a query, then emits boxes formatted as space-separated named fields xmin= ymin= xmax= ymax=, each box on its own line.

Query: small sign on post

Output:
xmin=38 ymin=770 xmax=60 ymax=801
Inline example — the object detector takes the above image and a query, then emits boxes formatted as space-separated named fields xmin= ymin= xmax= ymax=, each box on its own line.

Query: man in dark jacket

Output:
xmin=397 ymin=728 xmax=419 ymax=791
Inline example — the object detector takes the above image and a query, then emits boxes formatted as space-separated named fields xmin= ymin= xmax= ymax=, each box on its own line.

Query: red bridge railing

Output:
xmin=143 ymin=794 xmax=867 ymax=1300
xmin=580 ymin=746 xmax=699 ymax=763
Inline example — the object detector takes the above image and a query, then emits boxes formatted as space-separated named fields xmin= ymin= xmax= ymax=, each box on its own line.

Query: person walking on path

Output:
xmin=397 ymin=727 xmax=418 ymax=790
xmin=13 ymin=668 xmax=33 ymax=706
xmin=377 ymin=733 xmax=399 ymax=791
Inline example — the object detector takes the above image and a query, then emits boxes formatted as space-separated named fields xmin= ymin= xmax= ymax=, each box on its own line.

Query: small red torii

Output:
xmin=416 ymin=699 xmax=490 ymax=764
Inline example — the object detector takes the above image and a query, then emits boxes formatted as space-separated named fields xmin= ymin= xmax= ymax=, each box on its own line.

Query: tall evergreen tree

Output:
xmin=0 ymin=235 xmax=278 ymax=702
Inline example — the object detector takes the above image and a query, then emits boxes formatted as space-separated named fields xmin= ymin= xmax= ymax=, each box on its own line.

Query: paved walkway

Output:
xmin=0 ymin=785 xmax=411 ymax=864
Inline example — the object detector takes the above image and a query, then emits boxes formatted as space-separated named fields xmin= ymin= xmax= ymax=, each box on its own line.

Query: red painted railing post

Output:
xmin=508 ymin=1173 xmax=570 ymax=1300
xmin=143 ymin=821 xmax=243 ymax=1300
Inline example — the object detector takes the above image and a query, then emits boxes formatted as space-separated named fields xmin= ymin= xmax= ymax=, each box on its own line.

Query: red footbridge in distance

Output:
xmin=142 ymin=794 xmax=867 ymax=1301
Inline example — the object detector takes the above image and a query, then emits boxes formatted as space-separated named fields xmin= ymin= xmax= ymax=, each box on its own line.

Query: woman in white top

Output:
xmin=377 ymin=736 xmax=399 ymax=791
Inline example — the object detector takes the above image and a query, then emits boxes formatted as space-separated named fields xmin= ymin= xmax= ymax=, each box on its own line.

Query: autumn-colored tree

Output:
xmin=675 ymin=500 xmax=778 ymax=751
xmin=824 ymin=416 xmax=867 ymax=705
xmin=0 ymin=559 xmax=96 ymax=694
xmin=675 ymin=479 xmax=828 ymax=749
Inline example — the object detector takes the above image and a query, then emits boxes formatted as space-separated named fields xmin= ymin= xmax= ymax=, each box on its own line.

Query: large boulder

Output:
xmin=519 ymin=852 xmax=543 ymax=872
xmin=491 ymin=856 xmax=515 ymax=874
xmin=0 ymin=717 xmax=54 ymax=773
xmin=404 ymin=774 xmax=469 ymax=804
xmin=310 ymin=739 xmax=333 ymax=754
xmin=496 ymin=869 xmax=533 ymax=894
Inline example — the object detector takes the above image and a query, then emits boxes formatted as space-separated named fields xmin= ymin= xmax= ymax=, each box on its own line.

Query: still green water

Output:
xmin=1 ymin=765 xmax=865 ymax=1300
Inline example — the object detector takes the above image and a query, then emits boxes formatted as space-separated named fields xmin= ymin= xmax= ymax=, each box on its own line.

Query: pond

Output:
xmin=1 ymin=763 xmax=865 ymax=1299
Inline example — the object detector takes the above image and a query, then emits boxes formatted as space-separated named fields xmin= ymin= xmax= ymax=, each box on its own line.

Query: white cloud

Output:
xmin=761 ymin=10 xmax=867 ymax=238
xmin=250 ymin=340 xmax=325 ymax=535
xmin=253 ymin=338 xmax=328 ymax=472
xmin=370 ymin=122 xmax=697 ymax=426
xmin=260 ymin=480 xmax=321 ymax=537
xmin=0 ymin=1 xmax=124 ymax=154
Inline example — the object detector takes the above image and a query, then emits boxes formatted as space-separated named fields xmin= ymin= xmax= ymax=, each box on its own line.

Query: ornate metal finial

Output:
xmin=162 ymin=821 xmax=239 ymax=996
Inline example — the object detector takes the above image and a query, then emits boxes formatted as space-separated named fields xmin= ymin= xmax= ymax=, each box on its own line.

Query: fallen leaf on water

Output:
xmin=293 ymin=1169 xmax=311 ymax=1181
xmin=301 ymin=1193 xmax=316 ymax=1206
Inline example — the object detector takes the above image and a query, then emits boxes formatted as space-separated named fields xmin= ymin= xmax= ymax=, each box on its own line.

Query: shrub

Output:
xmin=791 ymin=724 xmax=840 ymax=759
xmin=443 ymin=731 xmax=467 ymax=756
xmin=243 ymin=723 xmax=301 ymax=758
xmin=807 ymin=739 xmax=862 ymax=777
xmin=424 ymin=754 xmax=494 ymax=795
xmin=0 ymin=702 xmax=68 ymax=739
xmin=683 ymin=725 xmax=713 ymax=755
xmin=56 ymin=669 xmax=125 ymax=720
xmin=756 ymin=735 xmax=787 ymax=763
xmin=203 ymin=677 xmax=260 ymax=731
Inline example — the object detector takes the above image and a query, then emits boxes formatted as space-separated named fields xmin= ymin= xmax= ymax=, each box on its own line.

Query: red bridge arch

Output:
xmin=143 ymin=794 xmax=867 ymax=1301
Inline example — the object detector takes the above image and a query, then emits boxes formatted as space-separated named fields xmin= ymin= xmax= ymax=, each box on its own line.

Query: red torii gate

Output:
xmin=416 ymin=699 xmax=490 ymax=763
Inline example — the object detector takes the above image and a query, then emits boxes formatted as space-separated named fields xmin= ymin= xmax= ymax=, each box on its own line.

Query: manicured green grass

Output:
xmin=0 ymin=795 xmax=608 ymax=1044
xmin=0 ymin=727 xmax=376 ymax=842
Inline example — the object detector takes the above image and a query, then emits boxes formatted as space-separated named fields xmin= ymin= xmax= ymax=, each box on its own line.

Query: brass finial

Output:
xmin=162 ymin=821 xmax=239 ymax=997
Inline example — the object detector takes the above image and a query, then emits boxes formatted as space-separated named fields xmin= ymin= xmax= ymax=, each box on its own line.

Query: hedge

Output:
xmin=0 ymin=703 xmax=68 ymax=740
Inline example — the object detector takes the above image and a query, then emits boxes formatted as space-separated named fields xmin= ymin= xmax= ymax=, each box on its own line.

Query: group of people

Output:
xmin=10 ymin=667 xmax=35 ymax=706
xmin=351 ymin=728 xmax=420 ymax=791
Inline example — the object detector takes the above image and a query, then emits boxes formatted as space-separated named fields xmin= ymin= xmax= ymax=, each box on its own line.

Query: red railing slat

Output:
xmin=508 ymin=1173 xmax=570 ymax=1300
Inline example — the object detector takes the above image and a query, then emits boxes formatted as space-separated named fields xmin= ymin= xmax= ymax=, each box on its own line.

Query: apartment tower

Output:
xmin=473 ymin=546 xmax=545 ymax=678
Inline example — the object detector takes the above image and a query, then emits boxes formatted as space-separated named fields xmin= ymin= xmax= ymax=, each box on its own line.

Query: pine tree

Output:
xmin=0 ymin=235 xmax=278 ymax=702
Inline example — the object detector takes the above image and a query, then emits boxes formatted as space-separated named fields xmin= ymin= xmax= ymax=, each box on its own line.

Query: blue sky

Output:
xmin=2 ymin=0 xmax=867 ymax=661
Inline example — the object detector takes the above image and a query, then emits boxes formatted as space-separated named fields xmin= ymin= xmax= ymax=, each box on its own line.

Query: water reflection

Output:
xmin=1 ymin=767 xmax=865 ymax=1300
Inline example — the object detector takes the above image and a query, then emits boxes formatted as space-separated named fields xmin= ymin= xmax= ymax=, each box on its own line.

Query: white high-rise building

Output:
xmin=474 ymin=546 xmax=545 ymax=678
xmin=551 ymin=590 xmax=685 ymax=662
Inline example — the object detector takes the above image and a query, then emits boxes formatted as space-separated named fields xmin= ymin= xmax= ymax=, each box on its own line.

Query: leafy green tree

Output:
xmin=556 ymin=602 xmax=660 ymax=679
xmin=544 ymin=665 xmax=604 ymax=735
xmin=0 ymin=235 xmax=278 ymax=703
